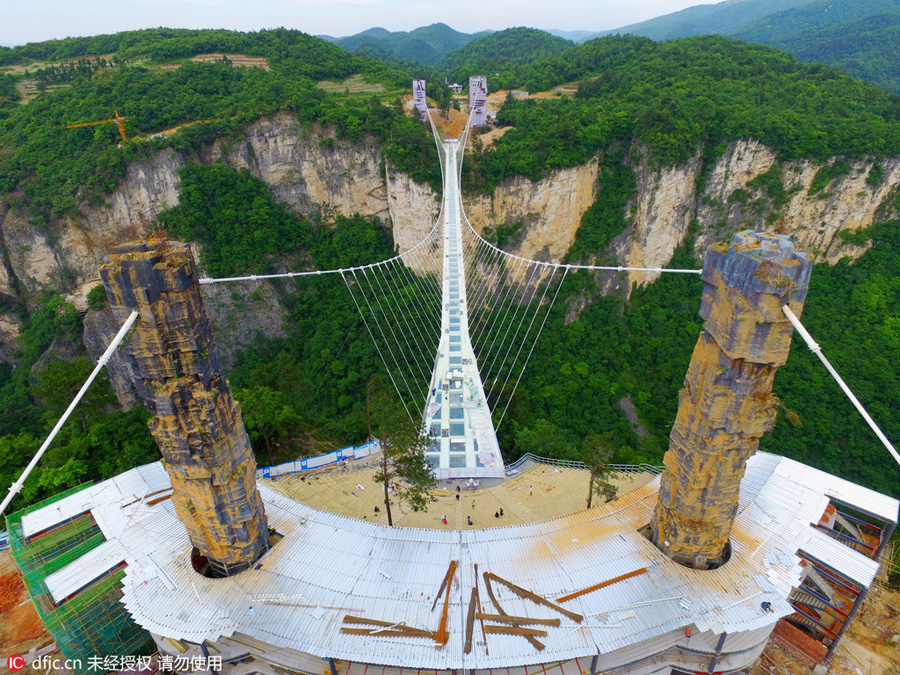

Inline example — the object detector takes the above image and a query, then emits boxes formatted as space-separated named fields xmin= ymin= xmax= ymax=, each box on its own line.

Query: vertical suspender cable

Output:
xmin=497 ymin=268 xmax=569 ymax=429
xmin=344 ymin=272 xmax=415 ymax=424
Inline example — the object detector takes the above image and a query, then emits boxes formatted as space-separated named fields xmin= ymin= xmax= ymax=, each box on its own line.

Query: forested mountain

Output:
xmin=593 ymin=0 xmax=816 ymax=42
xmin=454 ymin=34 xmax=900 ymax=499
xmin=733 ymin=0 xmax=900 ymax=92
xmin=1 ymin=27 xmax=900 ymax=512
xmin=590 ymin=0 xmax=900 ymax=94
xmin=435 ymin=28 xmax=573 ymax=89
xmin=319 ymin=23 xmax=489 ymax=66
xmin=0 ymin=27 xmax=438 ymax=511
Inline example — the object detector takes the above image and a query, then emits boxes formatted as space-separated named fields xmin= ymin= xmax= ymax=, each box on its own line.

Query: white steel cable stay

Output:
xmin=358 ymin=264 xmax=433 ymax=395
xmin=782 ymin=305 xmax=900 ymax=469
xmin=343 ymin=271 xmax=416 ymax=424
xmin=496 ymin=266 xmax=570 ymax=429
xmin=197 ymin=217 xmax=442 ymax=286
xmin=0 ymin=310 xmax=140 ymax=517
xmin=462 ymin=214 xmax=703 ymax=276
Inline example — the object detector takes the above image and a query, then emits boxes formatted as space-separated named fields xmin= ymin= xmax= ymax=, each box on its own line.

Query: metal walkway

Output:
xmin=423 ymin=140 xmax=504 ymax=479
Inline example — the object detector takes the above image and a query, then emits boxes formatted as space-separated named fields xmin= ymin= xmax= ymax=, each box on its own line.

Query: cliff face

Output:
xmin=463 ymin=158 xmax=600 ymax=263
xmin=615 ymin=140 xmax=900 ymax=288
xmin=214 ymin=111 xmax=394 ymax=222
xmin=3 ymin=119 xmax=900 ymax=367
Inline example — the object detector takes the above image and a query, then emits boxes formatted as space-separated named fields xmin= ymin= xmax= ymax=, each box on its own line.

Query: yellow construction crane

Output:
xmin=66 ymin=109 xmax=129 ymax=142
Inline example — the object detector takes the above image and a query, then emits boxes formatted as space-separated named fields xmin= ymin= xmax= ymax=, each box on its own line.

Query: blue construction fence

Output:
xmin=257 ymin=439 xmax=382 ymax=479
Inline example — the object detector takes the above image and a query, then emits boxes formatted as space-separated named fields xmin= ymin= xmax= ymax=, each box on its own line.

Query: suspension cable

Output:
xmin=0 ymin=310 xmax=139 ymax=516
xmin=343 ymin=271 xmax=414 ymax=424
xmin=782 ymin=305 xmax=900 ymax=469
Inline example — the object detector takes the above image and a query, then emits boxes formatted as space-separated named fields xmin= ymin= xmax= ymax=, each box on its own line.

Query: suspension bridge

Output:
xmin=4 ymin=104 xmax=900 ymax=509
xmin=192 ymin=108 xmax=702 ymax=479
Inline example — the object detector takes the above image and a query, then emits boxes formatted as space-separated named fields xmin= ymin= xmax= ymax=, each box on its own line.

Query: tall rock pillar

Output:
xmin=100 ymin=239 xmax=269 ymax=577
xmin=651 ymin=231 xmax=813 ymax=569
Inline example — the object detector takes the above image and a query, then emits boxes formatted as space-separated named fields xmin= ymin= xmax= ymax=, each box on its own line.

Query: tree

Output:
xmin=367 ymin=376 xmax=436 ymax=526
xmin=35 ymin=357 xmax=115 ymax=434
xmin=583 ymin=433 xmax=618 ymax=510
xmin=236 ymin=386 xmax=299 ymax=465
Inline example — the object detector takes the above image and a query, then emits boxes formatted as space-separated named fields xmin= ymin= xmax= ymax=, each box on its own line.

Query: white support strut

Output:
xmin=782 ymin=304 xmax=900 ymax=469
xmin=0 ymin=310 xmax=140 ymax=516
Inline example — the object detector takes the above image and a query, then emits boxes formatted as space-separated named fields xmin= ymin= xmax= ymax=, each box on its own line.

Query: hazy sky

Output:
xmin=0 ymin=0 xmax=710 ymax=47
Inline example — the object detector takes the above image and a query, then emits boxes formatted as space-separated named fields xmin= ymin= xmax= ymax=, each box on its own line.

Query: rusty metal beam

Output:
xmin=464 ymin=588 xmax=478 ymax=654
xmin=435 ymin=560 xmax=458 ymax=646
xmin=483 ymin=625 xmax=548 ymax=638
xmin=482 ymin=572 xmax=544 ymax=651
xmin=474 ymin=614 xmax=561 ymax=627
xmin=474 ymin=563 xmax=488 ymax=655
xmin=485 ymin=572 xmax=583 ymax=623
xmin=340 ymin=628 xmax=435 ymax=639
xmin=432 ymin=559 xmax=458 ymax=611
xmin=556 ymin=568 xmax=647 ymax=603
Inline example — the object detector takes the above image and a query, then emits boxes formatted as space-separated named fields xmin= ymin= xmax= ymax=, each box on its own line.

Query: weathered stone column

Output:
xmin=101 ymin=239 xmax=268 ymax=577
xmin=651 ymin=231 xmax=813 ymax=569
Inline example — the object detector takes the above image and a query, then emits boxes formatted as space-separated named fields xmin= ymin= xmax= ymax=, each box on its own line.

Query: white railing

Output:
xmin=257 ymin=440 xmax=381 ymax=479
xmin=504 ymin=452 xmax=664 ymax=475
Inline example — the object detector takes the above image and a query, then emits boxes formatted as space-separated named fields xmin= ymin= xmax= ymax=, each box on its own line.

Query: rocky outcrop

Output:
xmin=83 ymin=306 xmax=151 ymax=407
xmin=1 ymin=205 xmax=64 ymax=298
xmin=614 ymin=140 xmax=900 ymax=291
xmin=387 ymin=166 xmax=439 ymax=254
xmin=463 ymin=158 xmax=600 ymax=263
xmin=217 ymin=112 xmax=393 ymax=222
xmin=201 ymin=280 xmax=287 ymax=371
xmin=613 ymin=149 xmax=704 ymax=288
xmin=0 ymin=313 xmax=22 ymax=364
xmin=652 ymin=232 xmax=813 ymax=569
xmin=101 ymin=240 xmax=269 ymax=575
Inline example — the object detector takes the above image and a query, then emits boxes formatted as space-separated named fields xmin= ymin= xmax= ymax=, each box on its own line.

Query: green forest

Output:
xmin=1 ymin=26 xmax=900 ymax=514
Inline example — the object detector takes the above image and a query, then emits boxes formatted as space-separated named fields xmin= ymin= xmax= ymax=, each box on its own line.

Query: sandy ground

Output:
xmin=0 ymin=549 xmax=57 ymax=666
xmin=263 ymin=457 xmax=655 ymax=529
xmin=430 ymin=105 xmax=470 ymax=141
xmin=189 ymin=54 xmax=270 ymax=69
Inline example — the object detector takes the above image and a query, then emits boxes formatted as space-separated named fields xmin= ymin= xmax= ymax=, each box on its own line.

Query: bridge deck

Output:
xmin=424 ymin=140 xmax=504 ymax=479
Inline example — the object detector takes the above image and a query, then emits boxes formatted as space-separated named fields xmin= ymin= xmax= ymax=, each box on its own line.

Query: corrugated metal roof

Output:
xmin=44 ymin=539 xmax=126 ymax=602
xmin=20 ymin=452 xmax=898 ymax=669
xmin=778 ymin=456 xmax=898 ymax=523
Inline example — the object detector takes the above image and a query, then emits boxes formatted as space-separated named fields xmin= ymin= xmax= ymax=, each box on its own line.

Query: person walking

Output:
xmin=529 ymin=485 xmax=533 ymax=496
xmin=472 ymin=499 xmax=476 ymax=509
xmin=467 ymin=516 xmax=473 ymax=526
xmin=500 ymin=508 xmax=504 ymax=516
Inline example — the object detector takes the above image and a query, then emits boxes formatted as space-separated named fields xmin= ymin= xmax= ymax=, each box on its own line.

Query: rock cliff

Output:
xmin=2 ymin=118 xmax=900 ymax=368
xmin=616 ymin=140 xmax=900 ymax=288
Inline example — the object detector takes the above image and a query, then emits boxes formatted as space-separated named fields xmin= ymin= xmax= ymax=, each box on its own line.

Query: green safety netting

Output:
xmin=6 ymin=483 xmax=156 ymax=673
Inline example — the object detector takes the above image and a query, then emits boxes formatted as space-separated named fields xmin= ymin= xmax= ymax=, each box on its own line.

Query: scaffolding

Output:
xmin=6 ymin=484 xmax=156 ymax=673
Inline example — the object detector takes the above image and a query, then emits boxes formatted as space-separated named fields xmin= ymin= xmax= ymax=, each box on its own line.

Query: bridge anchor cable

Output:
xmin=782 ymin=304 xmax=900 ymax=469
